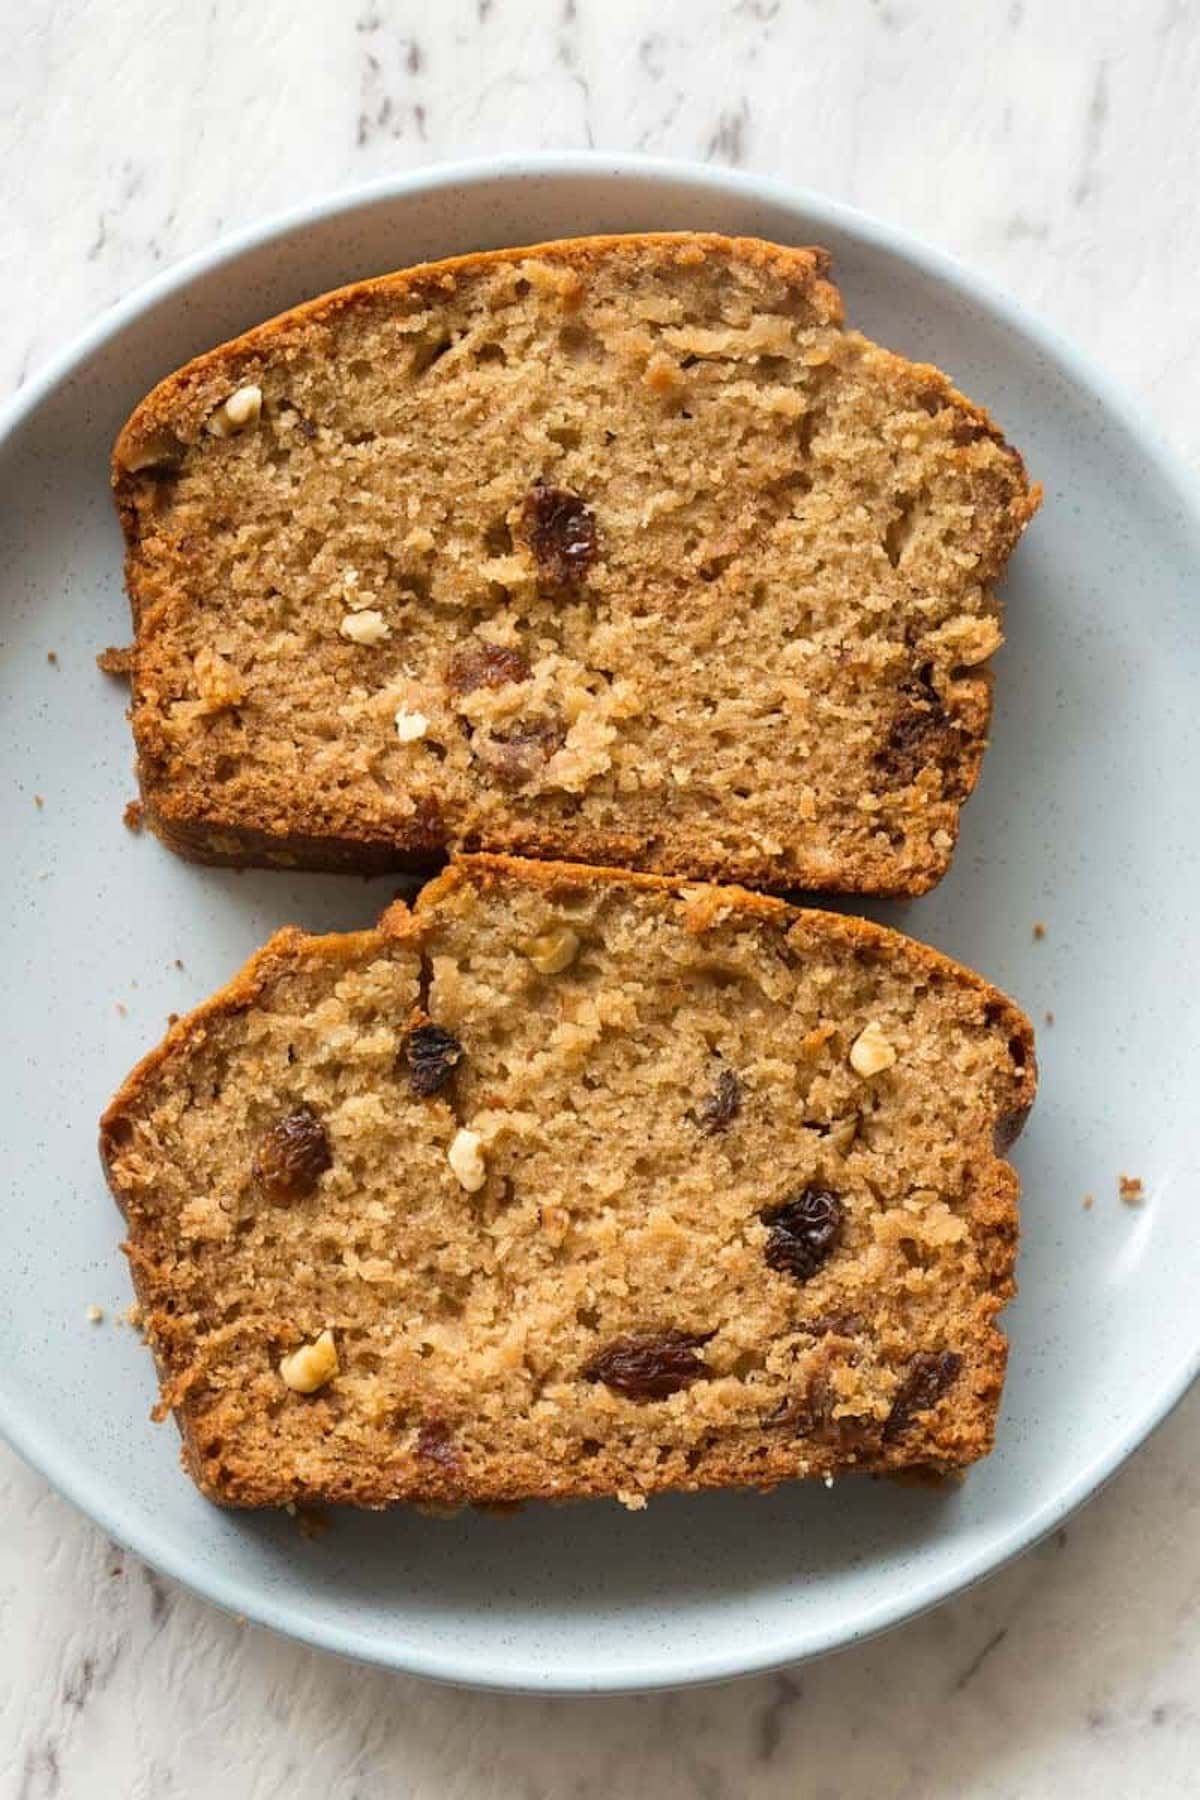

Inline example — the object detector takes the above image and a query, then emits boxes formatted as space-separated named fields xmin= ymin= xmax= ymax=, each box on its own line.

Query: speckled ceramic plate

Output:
xmin=2 ymin=154 xmax=1197 ymax=1694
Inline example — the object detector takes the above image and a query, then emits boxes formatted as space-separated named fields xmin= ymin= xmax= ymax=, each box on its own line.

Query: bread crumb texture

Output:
xmin=100 ymin=855 xmax=1035 ymax=1510
xmin=113 ymin=234 xmax=1038 ymax=897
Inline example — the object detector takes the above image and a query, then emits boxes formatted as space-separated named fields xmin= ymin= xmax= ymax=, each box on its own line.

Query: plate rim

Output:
xmin=2 ymin=149 xmax=1198 ymax=1694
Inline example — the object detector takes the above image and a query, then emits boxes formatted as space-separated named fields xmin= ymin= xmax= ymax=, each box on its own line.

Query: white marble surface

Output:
xmin=3 ymin=1 xmax=1199 ymax=1793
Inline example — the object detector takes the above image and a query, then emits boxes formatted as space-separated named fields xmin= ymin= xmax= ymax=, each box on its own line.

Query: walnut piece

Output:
xmin=395 ymin=705 xmax=430 ymax=742
xmin=526 ymin=928 xmax=580 ymax=975
xmin=519 ymin=484 xmax=598 ymax=590
xmin=207 ymin=384 xmax=263 ymax=438
xmin=280 ymin=1329 xmax=339 ymax=1394
xmin=849 ymin=1020 xmax=897 ymax=1078
xmin=448 ymin=1127 xmax=487 ymax=1192
xmin=340 ymin=610 xmax=390 ymax=645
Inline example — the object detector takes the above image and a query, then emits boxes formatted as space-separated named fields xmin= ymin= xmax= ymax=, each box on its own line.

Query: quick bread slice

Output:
xmin=99 ymin=854 xmax=1036 ymax=1509
xmin=111 ymin=232 xmax=1039 ymax=896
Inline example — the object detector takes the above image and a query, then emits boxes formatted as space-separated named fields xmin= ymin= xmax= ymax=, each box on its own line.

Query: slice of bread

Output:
xmin=112 ymin=233 xmax=1038 ymax=896
xmin=100 ymin=854 xmax=1035 ymax=1509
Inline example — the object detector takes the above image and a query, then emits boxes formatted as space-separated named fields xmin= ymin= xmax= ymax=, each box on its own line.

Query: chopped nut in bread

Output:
xmin=447 ymin=1127 xmax=487 ymax=1192
xmin=849 ymin=1020 xmax=898 ymax=1078
xmin=525 ymin=927 xmax=580 ymax=974
xmin=340 ymin=610 xmax=390 ymax=646
xmin=206 ymin=384 xmax=262 ymax=438
xmin=280 ymin=1330 xmax=339 ymax=1394
xmin=394 ymin=706 xmax=430 ymax=743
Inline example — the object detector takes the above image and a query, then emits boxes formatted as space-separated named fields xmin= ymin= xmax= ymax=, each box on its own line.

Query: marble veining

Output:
xmin=3 ymin=0 xmax=1200 ymax=1794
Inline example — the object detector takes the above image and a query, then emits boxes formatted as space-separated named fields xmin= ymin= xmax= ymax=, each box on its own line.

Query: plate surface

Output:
xmin=2 ymin=154 xmax=1197 ymax=1693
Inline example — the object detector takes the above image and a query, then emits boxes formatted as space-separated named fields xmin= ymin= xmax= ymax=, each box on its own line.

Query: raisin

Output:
xmin=770 ymin=1360 xmax=881 ymax=1447
xmin=767 ymin=1373 xmax=877 ymax=1449
xmin=252 ymin=1106 xmax=332 ymax=1203
xmin=762 ymin=1188 xmax=844 ymax=1281
xmin=583 ymin=1330 xmax=713 ymax=1400
xmin=404 ymin=1022 xmax=464 ymax=1097
xmin=875 ymin=663 xmax=964 ymax=787
xmin=444 ymin=641 xmax=532 ymax=697
xmin=415 ymin=1419 xmax=463 ymax=1471
xmin=878 ymin=708 xmax=934 ymax=783
xmin=475 ymin=719 xmax=564 ymax=787
xmin=770 ymin=1375 xmax=845 ymax=1432
xmin=766 ymin=1373 xmax=832 ymax=1435
xmin=883 ymin=1350 xmax=963 ymax=1441
xmin=520 ymin=482 xmax=598 ymax=589
xmin=695 ymin=1068 xmax=742 ymax=1134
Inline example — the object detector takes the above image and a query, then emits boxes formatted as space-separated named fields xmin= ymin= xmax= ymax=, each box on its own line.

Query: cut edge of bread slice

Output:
xmin=100 ymin=854 xmax=1036 ymax=1510
xmin=108 ymin=232 xmax=1040 ymax=898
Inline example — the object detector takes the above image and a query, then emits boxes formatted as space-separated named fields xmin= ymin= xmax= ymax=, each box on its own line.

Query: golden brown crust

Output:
xmin=111 ymin=231 xmax=1038 ymax=898
xmin=112 ymin=233 xmax=842 ymax=481
xmin=419 ymin=852 xmax=1038 ymax=1052
xmin=101 ymin=855 xmax=1034 ymax=1510
xmin=100 ymin=919 xmax=405 ymax=1165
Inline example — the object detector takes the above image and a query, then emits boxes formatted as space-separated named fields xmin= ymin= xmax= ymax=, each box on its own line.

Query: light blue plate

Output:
xmin=1 ymin=154 xmax=1197 ymax=1692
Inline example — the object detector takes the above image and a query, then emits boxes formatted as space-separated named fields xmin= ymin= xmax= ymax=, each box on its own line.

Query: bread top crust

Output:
xmin=102 ymin=851 xmax=1037 ymax=1142
xmin=112 ymin=234 xmax=844 ymax=478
